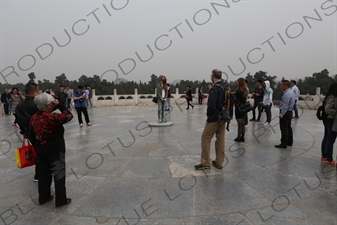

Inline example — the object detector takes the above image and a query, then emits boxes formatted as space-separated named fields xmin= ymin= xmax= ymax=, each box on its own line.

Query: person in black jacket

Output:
xmin=1 ymin=88 xmax=11 ymax=115
xmin=250 ymin=79 xmax=264 ymax=122
xmin=15 ymin=82 xmax=40 ymax=181
xmin=56 ymin=85 xmax=68 ymax=106
xmin=185 ymin=85 xmax=194 ymax=110
xmin=195 ymin=69 xmax=227 ymax=170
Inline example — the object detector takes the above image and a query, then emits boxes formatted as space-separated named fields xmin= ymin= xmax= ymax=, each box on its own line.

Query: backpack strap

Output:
xmin=224 ymin=89 xmax=231 ymax=108
xmin=215 ymin=84 xmax=231 ymax=107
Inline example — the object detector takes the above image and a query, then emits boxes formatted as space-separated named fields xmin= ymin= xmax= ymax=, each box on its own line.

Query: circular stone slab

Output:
xmin=148 ymin=121 xmax=174 ymax=127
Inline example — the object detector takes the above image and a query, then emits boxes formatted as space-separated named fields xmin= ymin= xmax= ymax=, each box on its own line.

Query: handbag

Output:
xmin=238 ymin=101 xmax=253 ymax=113
xmin=152 ymin=97 xmax=158 ymax=103
xmin=14 ymin=138 xmax=37 ymax=168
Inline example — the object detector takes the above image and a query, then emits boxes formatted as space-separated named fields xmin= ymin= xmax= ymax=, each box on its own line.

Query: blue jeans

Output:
xmin=165 ymin=97 xmax=171 ymax=110
xmin=293 ymin=100 xmax=298 ymax=117
xmin=8 ymin=102 xmax=12 ymax=114
xmin=157 ymin=98 xmax=165 ymax=121
xmin=321 ymin=118 xmax=337 ymax=161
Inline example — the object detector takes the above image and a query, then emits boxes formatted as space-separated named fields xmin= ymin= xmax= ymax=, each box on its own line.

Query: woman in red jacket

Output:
xmin=30 ymin=93 xmax=73 ymax=208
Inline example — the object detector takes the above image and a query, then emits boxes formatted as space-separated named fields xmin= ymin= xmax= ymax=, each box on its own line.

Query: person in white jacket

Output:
xmin=262 ymin=80 xmax=273 ymax=125
xmin=290 ymin=80 xmax=300 ymax=118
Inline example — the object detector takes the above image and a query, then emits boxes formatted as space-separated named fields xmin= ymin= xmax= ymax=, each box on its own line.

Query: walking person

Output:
xmin=73 ymin=85 xmax=92 ymax=127
xmin=250 ymin=79 xmax=264 ymax=122
xmin=234 ymin=78 xmax=249 ymax=142
xmin=15 ymin=83 xmax=40 ymax=182
xmin=275 ymin=80 xmax=295 ymax=148
xmin=195 ymin=69 xmax=227 ymax=170
xmin=321 ymin=83 xmax=337 ymax=166
xmin=164 ymin=83 xmax=172 ymax=111
xmin=156 ymin=76 xmax=168 ymax=123
xmin=262 ymin=81 xmax=273 ymax=125
xmin=244 ymin=79 xmax=249 ymax=126
xmin=10 ymin=87 xmax=25 ymax=127
xmin=185 ymin=85 xmax=194 ymax=110
xmin=1 ymin=88 xmax=11 ymax=115
xmin=290 ymin=80 xmax=300 ymax=119
xmin=30 ymin=93 xmax=73 ymax=208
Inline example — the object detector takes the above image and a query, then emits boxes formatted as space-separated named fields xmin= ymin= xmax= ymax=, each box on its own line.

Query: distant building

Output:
xmin=114 ymin=78 xmax=128 ymax=84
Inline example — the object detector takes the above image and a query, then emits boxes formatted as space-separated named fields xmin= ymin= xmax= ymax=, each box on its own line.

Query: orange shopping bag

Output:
xmin=14 ymin=138 xmax=37 ymax=168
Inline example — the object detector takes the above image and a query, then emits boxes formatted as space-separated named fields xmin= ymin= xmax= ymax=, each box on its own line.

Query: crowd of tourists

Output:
xmin=0 ymin=70 xmax=335 ymax=209
xmin=1 ymin=83 xmax=95 ymax=208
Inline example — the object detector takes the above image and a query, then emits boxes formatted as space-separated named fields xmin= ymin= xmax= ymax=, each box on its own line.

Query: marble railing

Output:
xmin=92 ymin=87 xmax=324 ymax=110
xmin=0 ymin=87 xmax=324 ymax=115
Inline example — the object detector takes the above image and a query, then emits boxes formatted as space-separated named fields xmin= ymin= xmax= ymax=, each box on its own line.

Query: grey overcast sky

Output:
xmin=0 ymin=0 xmax=336 ymax=85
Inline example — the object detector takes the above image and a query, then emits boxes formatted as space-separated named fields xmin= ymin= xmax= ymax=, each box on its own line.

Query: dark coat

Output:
xmin=15 ymin=96 xmax=39 ymax=141
xmin=1 ymin=92 xmax=11 ymax=103
xmin=253 ymin=87 xmax=264 ymax=103
xmin=207 ymin=81 xmax=227 ymax=122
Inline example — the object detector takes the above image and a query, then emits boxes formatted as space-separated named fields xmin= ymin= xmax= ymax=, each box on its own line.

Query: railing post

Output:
xmin=92 ymin=89 xmax=96 ymax=107
xmin=114 ymin=88 xmax=117 ymax=106
xmin=195 ymin=87 xmax=199 ymax=104
xmin=135 ymin=88 xmax=138 ymax=105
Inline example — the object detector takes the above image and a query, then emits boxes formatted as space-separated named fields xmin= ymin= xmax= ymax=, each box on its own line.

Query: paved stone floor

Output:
xmin=0 ymin=104 xmax=336 ymax=225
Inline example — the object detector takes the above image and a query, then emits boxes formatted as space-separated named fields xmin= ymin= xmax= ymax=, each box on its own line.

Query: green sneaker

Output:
xmin=212 ymin=160 xmax=223 ymax=169
xmin=195 ymin=164 xmax=210 ymax=170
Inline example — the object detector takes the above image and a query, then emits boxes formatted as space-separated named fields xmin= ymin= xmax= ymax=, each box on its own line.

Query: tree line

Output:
xmin=0 ymin=69 xmax=336 ymax=100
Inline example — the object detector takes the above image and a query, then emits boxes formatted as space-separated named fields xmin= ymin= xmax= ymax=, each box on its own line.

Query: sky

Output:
xmin=0 ymin=0 xmax=336 ymax=85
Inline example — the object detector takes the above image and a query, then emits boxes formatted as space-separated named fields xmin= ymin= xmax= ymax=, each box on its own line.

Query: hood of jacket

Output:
xmin=264 ymin=81 xmax=271 ymax=93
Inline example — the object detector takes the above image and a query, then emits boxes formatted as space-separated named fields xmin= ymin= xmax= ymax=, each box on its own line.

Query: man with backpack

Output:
xmin=195 ymin=69 xmax=227 ymax=170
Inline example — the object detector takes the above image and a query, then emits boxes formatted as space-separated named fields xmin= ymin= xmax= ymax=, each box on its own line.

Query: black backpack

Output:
xmin=214 ymin=83 xmax=231 ymax=122
xmin=168 ymin=88 xmax=172 ymax=98
xmin=316 ymin=105 xmax=327 ymax=120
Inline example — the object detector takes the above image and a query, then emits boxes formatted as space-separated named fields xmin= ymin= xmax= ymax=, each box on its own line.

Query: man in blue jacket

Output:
xmin=195 ymin=69 xmax=227 ymax=170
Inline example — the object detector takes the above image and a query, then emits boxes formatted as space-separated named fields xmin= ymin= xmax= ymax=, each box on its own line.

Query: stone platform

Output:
xmin=0 ymin=105 xmax=336 ymax=225
xmin=148 ymin=121 xmax=173 ymax=127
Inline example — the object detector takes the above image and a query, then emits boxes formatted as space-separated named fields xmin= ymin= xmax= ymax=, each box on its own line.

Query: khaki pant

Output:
xmin=201 ymin=121 xmax=226 ymax=166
